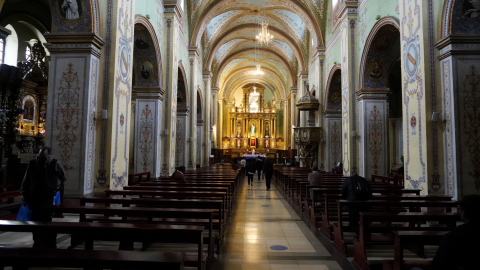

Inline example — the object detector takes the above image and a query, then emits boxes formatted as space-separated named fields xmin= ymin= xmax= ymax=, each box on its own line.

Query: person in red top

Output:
xmin=170 ymin=166 xmax=186 ymax=181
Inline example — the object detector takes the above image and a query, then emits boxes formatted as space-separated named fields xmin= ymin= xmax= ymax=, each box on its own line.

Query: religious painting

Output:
xmin=463 ymin=0 xmax=480 ymax=18
xmin=265 ymin=139 xmax=270 ymax=148
xmin=135 ymin=35 xmax=149 ymax=49
xmin=140 ymin=61 xmax=153 ymax=80
xmin=59 ymin=0 xmax=81 ymax=20
xmin=21 ymin=95 xmax=36 ymax=124
xmin=250 ymin=138 xmax=256 ymax=147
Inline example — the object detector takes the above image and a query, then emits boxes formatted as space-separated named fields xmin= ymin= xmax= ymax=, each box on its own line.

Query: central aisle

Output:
xmin=214 ymin=174 xmax=343 ymax=270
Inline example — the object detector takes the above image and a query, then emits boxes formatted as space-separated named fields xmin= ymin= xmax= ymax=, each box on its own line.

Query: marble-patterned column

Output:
xmin=340 ymin=7 xmax=358 ymax=176
xmin=197 ymin=119 xmax=203 ymax=167
xmin=290 ymin=87 xmax=297 ymax=149
xmin=175 ymin=109 xmax=188 ymax=168
xmin=298 ymin=72 xmax=308 ymax=127
xmin=133 ymin=90 xmax=163 ymax=178
xmin=202 ymin=72 xmax=212 ymax=166
xmin=399 ymin=0 xmax=430 ymax=193
xmin=211 ymin=87 xmax=219 ymax=149
xmin=187 ymin=49 xmax=199 ymax=170
xmin=44 ymin=35 xmax=103 ymax=196
xmin=325 ymin=113 xmax=342 ymax=172
xmin=437 ymin=36 xmax=480 ymax=199
xmin=218 ymin=98 xmax=224 ymax=149
xmin=161 ymin=3 xmax=181 ymax=176
xmin=357 ymin=89 xmax=388 ymax=179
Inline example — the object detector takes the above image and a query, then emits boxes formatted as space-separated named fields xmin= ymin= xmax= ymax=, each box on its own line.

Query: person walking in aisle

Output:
xmin=262 ymin=157 xmax=274 ymax=190
xmin=246 ymin=159 xmax=256 ymax=186
xmin=255 ymin=158 xmax=263 ymax=181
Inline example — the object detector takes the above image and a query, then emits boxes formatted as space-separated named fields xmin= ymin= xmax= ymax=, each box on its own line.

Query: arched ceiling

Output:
xmin=188 ymin=0 xmax=326 ymax=102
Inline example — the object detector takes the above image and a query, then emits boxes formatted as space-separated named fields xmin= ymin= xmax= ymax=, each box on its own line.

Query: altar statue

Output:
xmin=250 ymin=124 xmax=255 ymax=136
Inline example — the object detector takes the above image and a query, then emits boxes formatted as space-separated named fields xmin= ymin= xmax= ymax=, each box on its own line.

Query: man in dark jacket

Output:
xmin=21 ymin=146 xmax=67 ymax=248
xmin=170 ymin=166 xmax=186 ymax=181
xmin=262 ymin=157 xmax=274 ymax=190
xmin=341 ymin=174 xmax=372 ymax=234
xmin=255 ymin=158 xmax=263 ymax=181
xmin=246 ymin=159 xmax=256 ymax=186
xmin=431 ymin=195 xmax=480 ymax=270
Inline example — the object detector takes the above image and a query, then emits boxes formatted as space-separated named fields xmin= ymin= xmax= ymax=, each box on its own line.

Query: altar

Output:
xmin=242 ymin=154 xmax=266 ymax=159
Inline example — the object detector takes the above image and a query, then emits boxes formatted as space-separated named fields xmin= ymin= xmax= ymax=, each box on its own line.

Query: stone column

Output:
xmin=202 ymin=72 xmax=212 ymax=166
xmin=357 ymin=89 xmax=388 ymax=179
xmin=197 ymin=119 xmax=203 ymax=167
xmin=339 ymin=6 xmax=358 ymax=176
xmin=298 ymin=72 xmax=308 ymax=127
xmin=218 ymin=98 xmax=224 ymax=149
xmin=437 ymin=36 xmax=480 ymax=199
xmin=325 ymin=112 xmax=342 ymax=172
xmin=290 ymin=87 xmax=297 ymax=149
xmin=133 ymin=90 xmax=164 ymax=178
xmin=398 ymin=0 xmax=431 ymax=193
xmin=161 ymin=3 xmax=182 ymax=176
xmin=187 ymin=49 xmax=199 ymax=170
xmin=175 ymin=109 xmax=188 ymax=167
xmin=211 ymin=87 xmax=218 ymax=149
xmin=44 ymin=34 xmax=104 ymax=195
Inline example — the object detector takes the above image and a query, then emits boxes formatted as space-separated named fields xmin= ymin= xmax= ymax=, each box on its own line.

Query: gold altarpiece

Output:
xmin=223 ymin=84 xmax=281 ymax=152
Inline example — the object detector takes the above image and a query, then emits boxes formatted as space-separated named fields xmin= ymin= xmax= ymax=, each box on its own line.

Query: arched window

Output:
xmin=25 ymin=46 xmax=31 ymax=61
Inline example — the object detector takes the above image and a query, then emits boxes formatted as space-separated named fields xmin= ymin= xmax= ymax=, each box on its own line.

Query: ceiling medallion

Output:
xmin=256 ymin=22 xmax=273 ymax=45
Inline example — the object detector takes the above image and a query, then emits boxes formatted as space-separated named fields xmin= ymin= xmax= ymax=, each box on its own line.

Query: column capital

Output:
xmin=164 ymin=1 xmax=184 ymax=19
xmin=436 ymin=35 xmax=480 ymax=60
xmin=211 ymin=87 xmax=219 ymax=94
xmin=313 ymin=47 xmax=326 ymax=59
xmin=298 ymin=71 xmax=308 ymax=79
xmin=337 ymin=1 xmax=359 ymax=19
xmin=132 ymin=87 xmax=165 ymax=101
xmin=203 ymin=71 xmax=212 ymax=79
xmin=188 ymin=47 xmax=199 ymax=57
xmin=44 ymin=33 xmax=105 ymax=58
xmin=356 ymin=89 xmax=389 ymax=101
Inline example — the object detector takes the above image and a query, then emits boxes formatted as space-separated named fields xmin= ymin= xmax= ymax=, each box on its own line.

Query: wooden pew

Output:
xmin=382 ymin=231 xmax=448 ymax=270
xmin=0 ymin=248 xmax=185 ymax=270
xmin=0 ymin=220 xmax=206 ymax=270
xmin=333 ymin=200 xmax=457 ymax=256
xmin=128 ymin=171 xmax=151 ymax=185
xmin=319 ymin=195 xmax=452 ymax=238
xmin=352 ymin=212 xmax=459 ymax=270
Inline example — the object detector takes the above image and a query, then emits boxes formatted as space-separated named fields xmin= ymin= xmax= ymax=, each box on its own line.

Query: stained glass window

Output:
xmin=25 ymin=46 xmax=31 ymax=61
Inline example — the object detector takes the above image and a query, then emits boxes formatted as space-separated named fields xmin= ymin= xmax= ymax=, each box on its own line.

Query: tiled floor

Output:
xmin=213 ymin=176 xmax=343 ymax=270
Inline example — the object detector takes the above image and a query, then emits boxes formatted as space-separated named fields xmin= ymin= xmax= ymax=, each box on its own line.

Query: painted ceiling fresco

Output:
xmin=188 ymin=0 xmax=326 ymax=103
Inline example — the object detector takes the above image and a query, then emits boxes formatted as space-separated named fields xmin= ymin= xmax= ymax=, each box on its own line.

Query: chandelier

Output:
xmin=250 ymin=86 xmax=260 ymax=97
xmin=256 ymin=22 xmax=273 ymax=45
xmin=252 ymin=64 xmax=264 ymax=76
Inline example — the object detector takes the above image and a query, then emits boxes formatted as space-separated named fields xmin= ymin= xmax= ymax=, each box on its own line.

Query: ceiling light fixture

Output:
xmin=256 ymin=21 xmax=273 ymax=45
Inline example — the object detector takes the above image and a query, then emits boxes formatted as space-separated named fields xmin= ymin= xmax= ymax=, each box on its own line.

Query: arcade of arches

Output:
xmin=0 ymin=0 xmax=476 ymax=199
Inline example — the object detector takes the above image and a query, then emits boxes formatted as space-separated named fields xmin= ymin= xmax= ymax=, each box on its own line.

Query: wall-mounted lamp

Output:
xmin=431 ymin=112 xmax=440 ymax=122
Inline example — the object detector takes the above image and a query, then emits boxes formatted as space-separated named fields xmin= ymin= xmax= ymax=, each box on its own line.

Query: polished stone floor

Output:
xmin=213 ymin=175 xmax=343 ymax=270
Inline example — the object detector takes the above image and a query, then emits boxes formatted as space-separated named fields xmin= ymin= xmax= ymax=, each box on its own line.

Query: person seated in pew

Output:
xmin=239 ymin=158 xmax=246 ymax=168
xmin=431 ymin=194 xmax=480 ymax=270
xmin=21 ymin=146 xmax=67 ymax=249
xmin=308 ymin=166 xmax=323 ymax=202
xmin=170 ymin=166 xmax=186 ymax=182
xmin=231 ymin=158 xmax=239 ymax=170
xmin=341 ymin=174 xmax=372 ymax=234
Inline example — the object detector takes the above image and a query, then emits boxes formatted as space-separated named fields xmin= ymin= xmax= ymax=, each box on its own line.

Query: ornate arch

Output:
xmin=134 ymin=15 xmax=163 ymax=89
xmin=324 ymin=64 xmax=342 ymax=113
xmin=358 ymin=16 xmax=400 ymax=90
xmin=441 ymin=0 xmax=480 ymax=37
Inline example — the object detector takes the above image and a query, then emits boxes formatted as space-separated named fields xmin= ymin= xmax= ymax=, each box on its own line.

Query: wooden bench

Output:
xmin=333 ymin=200 xmax=457 ymax=256
xmin=352 ymin=212 xmax=459 ymax=270
xmin=0 ymin=220 xmax=206 ymax=270
xmin=0 ymin=248 xmax=185 ymax=270
xmin=382 ymin=231 xmax=448 ymax=270
xmin=128 ymin=171 xmax=151 ymax=185
xmin=319 ymin=195 xmax=452 ymax=238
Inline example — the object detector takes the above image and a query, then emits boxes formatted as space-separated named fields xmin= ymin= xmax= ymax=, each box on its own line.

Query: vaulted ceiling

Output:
xmin=188 ymin=0 xmax=326 ymax=102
